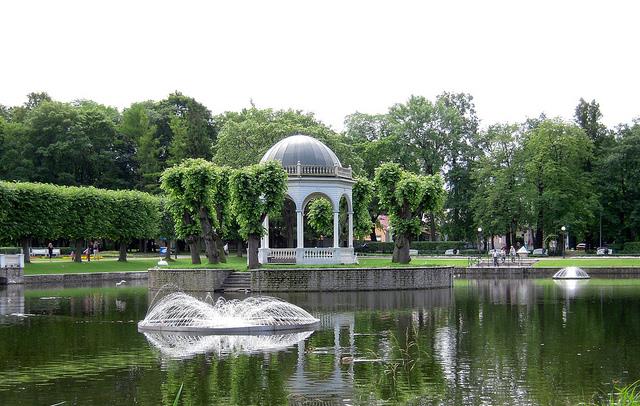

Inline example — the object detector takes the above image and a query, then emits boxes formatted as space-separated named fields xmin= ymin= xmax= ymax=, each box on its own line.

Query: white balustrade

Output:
xmin=281 ymin=164 xmax=352 ymax=179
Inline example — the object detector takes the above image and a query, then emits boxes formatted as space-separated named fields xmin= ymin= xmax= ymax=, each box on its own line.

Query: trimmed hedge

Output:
xmin=355 ymin=240 xmax=465 ymax=254
xmin=0 ymin=181 xmax=161 ymax=248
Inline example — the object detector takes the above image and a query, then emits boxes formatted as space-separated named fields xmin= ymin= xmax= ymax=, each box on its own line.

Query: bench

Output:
xmin=31 ymin=248 xmax=61 ymax=257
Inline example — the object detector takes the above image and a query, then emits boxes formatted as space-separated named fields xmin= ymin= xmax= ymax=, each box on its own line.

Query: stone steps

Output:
xmin=221 ymin=272 xmax=252 ymax=292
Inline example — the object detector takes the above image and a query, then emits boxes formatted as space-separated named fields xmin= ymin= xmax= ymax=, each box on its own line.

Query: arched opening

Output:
xmin=268 ymin=197 xmax=297 ymax=248
xmin=302 ymin=193 xmax=334 ymax=248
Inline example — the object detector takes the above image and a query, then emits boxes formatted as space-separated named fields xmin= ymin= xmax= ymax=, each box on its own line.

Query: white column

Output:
xmin=296 ymin=210 xmax=304 ymax=248
xmin=348 ymin=211 xmax=354 ymax=248
xmin=261 ymin=215 xmax=269 ymax=248
xmin=333 ymin=211 xmax=340 ymax=248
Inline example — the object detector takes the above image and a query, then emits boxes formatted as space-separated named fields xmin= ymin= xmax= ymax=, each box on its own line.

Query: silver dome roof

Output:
xmin=260 ymin=135 xmax=341 ymax=167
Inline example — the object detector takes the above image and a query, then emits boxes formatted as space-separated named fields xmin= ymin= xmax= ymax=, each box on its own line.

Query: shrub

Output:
xmin=622 ymin=242 xmax=640 ymax=254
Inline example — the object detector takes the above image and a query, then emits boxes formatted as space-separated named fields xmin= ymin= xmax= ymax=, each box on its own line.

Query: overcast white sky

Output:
xmin=1 ymin=0 xmax=638 ymax=130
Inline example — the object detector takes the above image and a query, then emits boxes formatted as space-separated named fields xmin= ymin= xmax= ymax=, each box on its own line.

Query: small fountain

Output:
xmin=138 ymin=292 xmax=319 ymax=334
xmin=552 ymin=266 xmax=590 ymax=279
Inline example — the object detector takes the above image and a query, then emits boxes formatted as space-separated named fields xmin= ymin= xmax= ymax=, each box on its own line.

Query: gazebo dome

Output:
xmin=260 ymin=135 xmax=341 ymax=167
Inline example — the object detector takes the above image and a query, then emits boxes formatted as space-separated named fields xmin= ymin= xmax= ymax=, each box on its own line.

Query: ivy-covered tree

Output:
xmin=374 ymin=163 xmax=445 ymax=263
xmin=230 ymin=161 xmax=288 ymax=269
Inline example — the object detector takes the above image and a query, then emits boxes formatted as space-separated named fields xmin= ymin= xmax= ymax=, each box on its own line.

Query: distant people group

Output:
xmin=491 ymin=245 xmax=518 ymax=266
xmin=70 ymin=241 xmax=100 ymax=262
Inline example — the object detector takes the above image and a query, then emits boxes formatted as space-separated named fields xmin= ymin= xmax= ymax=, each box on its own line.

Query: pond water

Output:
xmin=1 ymin=278 xmax=639 ymax=405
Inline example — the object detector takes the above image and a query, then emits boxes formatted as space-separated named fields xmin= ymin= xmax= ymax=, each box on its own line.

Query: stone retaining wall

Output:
xmin=0 ymin=267 xmax=24 ymax=284
xmin=455 ymin=267 xmax=640 ymax=277
xmin=252 ymin=267 xmax=453 ymax=292
xmin=25 ymin=271 xmax=148 ymax=285
xmin=147 ymin=268 xmax=233 ymax=291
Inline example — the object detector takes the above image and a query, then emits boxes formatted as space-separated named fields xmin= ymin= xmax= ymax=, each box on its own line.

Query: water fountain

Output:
xmin=552 ymin=266 xmax=590 ymax=279
xmin=138 ymin=292 xmax=320 ymax=334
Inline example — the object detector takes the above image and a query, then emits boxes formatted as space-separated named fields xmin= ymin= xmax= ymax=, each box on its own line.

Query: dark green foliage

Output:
xmin=214 ymin=107 xmax=363 ymax=173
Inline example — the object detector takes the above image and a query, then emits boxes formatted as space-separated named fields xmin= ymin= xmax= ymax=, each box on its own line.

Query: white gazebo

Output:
xmin=258 ymin=134 xmax=358 ymax=265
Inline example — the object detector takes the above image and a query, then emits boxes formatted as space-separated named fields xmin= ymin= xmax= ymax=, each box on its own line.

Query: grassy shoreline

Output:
xmin=22 ymin=256 xmax=640 ymax=275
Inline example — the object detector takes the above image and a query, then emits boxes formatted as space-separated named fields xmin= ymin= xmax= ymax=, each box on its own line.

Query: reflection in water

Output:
xmin=0 ymin=285 xmax=25 ymax=317
xmin=1 ymin=280 xmax=640 ymax=405
xmin=143 ymin=330 xmax=313 ymax=359
xmin=554 ymin=279 xmax=590 ymax=296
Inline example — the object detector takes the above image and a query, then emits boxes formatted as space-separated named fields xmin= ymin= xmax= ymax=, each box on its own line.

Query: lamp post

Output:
xmin=477 ymin=227 xmax=483 ymax=256
xmin=561 ymin=226 xmax=566 ymax=258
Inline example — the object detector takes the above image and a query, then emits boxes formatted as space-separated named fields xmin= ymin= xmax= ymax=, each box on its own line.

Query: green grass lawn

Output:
xmin=533 ymin=258 xmax=640 ymax=268
xmin=24 ymin=256 xmax=249 ymax=275
xmin=24 ymin=256 xmax=467 ymax=275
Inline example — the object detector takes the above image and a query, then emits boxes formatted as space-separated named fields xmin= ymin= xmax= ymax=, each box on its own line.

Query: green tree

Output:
xmin=352 ymin=177 xmax=374 ymax=239
xmin=597 ymin=121 xmax=640 ymax=243
xmin=385 ymin=94 xmax=471 ymax=240
xmin=108 ymin=190 xmax=161 ymax=262
xmin=471 ymin=123 xmax=528 ymax=248
xmin=215 ymin=107 xmax=363 ymax=173
xmin=161 ymin=159 xmax=227 ymax=264
xmin=374 ymin=163 xmax=445 ymax=263
xmin=522 ymin=119 xmax=597 ymax=247
xmin=230 ymin=160 xmax=288 ymax=269
xmin=120 ymin=103 xmax=160 ymax=193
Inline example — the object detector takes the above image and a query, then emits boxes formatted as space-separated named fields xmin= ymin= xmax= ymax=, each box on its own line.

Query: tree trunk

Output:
xmin=186 ymin=236 xmax=201 ymax=264
xmin=247 ymin=234 xmax=261 ymax=269
xmin=428 ymin=212 xmax=436 ymax=241
xmin=214 ymin=235 xmax=227 ymax=263
xmin=369 ymin=226 xmax=377 ymax=242
xmin=198 ymin=208 xmax=219 ymax=264
xmin=118 ymin=241 xmax=128 ymax=262
xmin=392 ymin=233 xmax=411 ymax=264
xmin=74 ymin=239 xmax=83 ymax=262
xmin=236 ymin=239 xmax=244 ymax=257
xmin=164 ymin=240 xmax=174 ymax=261
xmin=20 ymin=237 xmax=31 ymax=264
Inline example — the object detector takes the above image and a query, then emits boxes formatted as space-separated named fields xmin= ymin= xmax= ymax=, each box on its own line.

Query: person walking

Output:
xmin=510 ymin=245 xmax=516 ymax=263
xmin=47 ymin=242 xmax=54 ymax=261
xmin=492 ymin=249 xmax=498 ymax=266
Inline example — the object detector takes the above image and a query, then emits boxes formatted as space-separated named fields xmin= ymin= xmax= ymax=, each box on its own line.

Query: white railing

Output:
xmin=269 ymin=248 xmax=296 ymax=259
xmin=0 ymin=254 xmax=24 ymax=269
xmin=303 ymin=248 xmax=334 ymax=259
xmin=282 ymin=163 xmax=352 ymax=179
xmin=259 ymin=247 xmax=357 ymax=265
